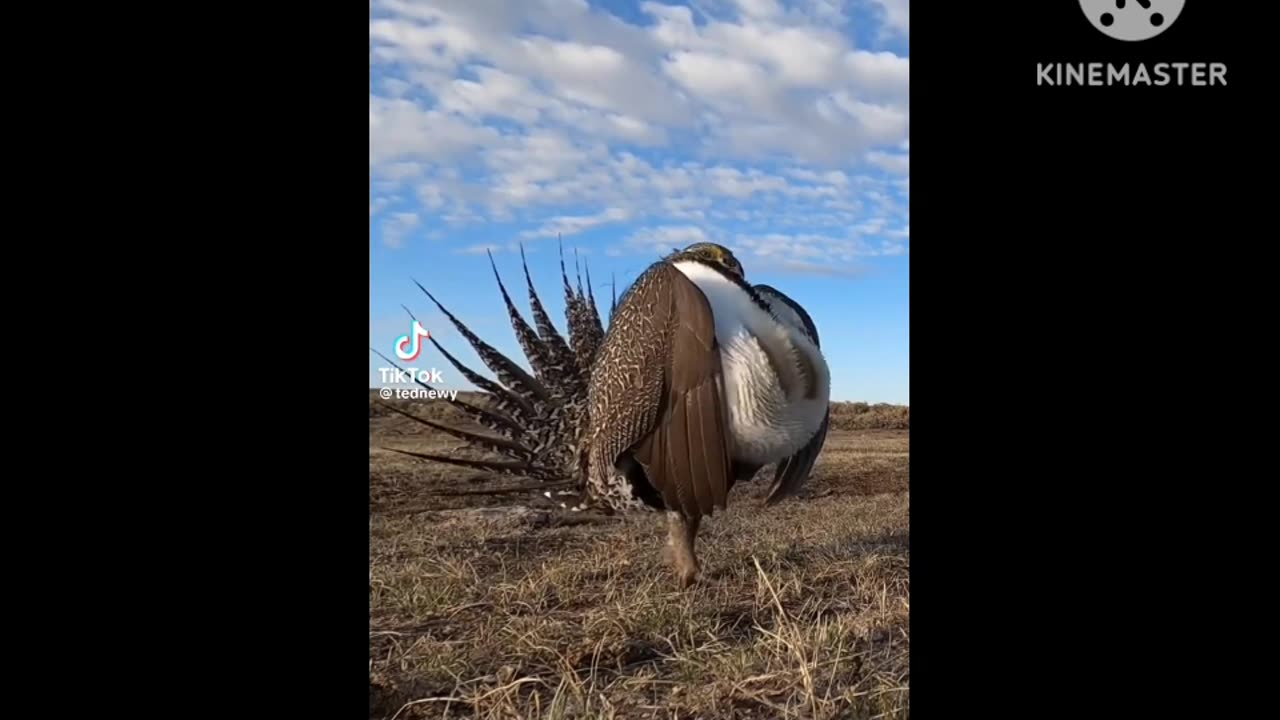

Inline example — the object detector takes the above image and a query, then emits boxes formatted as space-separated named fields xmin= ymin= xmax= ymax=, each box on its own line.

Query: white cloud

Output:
xmin=521 ymin=207 xmax=632 ymax=239
xmin=776 ymin=260 xmax=868 ymax=278
xmin=708 ymin=20 xmax=846 ymax=87
xmin=369 ymin=96 xmax=504 ymax=167
xmin=866 ymin=150 xmax=909 ymax=175
xmin=663 ymin=51 xmax=773 ymax=108
xmin=624 ymin=225 xmax=712 ymax=255
xmin=381 ymin=212 xmax=420 ymax=249
xmin=844 ymin=50 xmax=910 ymax=102
xmin=369 ymin=0 xmax=909 ymax=273
xmin=732 ymin=0 xmax=785 ymax=20
xmin=707 ymin=167 xmax=789 ymax=198
xmin=730 ymin=223 xmax=910 ymax=270
xmin=458 ymin=243 xmax=500 ymax=255
xmin=867 ymin=0 xmax=909 ymax=37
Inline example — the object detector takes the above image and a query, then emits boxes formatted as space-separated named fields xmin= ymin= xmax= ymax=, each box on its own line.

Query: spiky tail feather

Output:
xmin=560 ymin=238 xmax=605 ymax=374
xmin=374 ymin=242 xmax=607 ymax=496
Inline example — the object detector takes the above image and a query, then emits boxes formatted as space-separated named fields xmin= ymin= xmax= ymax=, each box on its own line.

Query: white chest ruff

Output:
xmin=673 ymin=262 xmax=830 ymax=467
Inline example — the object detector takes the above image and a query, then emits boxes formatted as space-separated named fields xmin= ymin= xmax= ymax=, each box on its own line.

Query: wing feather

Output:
xmin=753 ymin=283 xmax=830 ymax=505
xmin=588 ymin=262 xmax=731 ymax=518
xmin=764 ymin=409 xmax=828 ymax=505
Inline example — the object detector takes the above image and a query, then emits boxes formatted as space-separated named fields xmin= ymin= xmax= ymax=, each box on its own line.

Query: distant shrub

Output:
xmin=372 ymin=391 xmax=908 ymax=431
xmin=828 ymin=401 xmax=909 ymax=431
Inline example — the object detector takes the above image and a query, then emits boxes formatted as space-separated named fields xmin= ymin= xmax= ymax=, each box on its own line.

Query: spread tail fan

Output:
xmin=373 ymin=242 xmax=607 ymax=497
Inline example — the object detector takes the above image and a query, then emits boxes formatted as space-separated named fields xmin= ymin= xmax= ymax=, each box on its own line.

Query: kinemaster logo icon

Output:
xmin=1038 ymin=1 xmax=1227 ymax=88
xmin=1079 ymin=0 xmax=1185 ymax=42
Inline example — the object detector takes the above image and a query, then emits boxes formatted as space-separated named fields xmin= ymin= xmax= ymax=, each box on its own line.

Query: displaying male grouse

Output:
xmin=582 ymin=242 xmax=830 ymax=586
xmin=376 ymin=241 xmax=830 ymax=587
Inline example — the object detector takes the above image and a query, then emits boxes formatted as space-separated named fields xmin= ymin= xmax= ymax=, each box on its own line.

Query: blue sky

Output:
xmin=370 ymin=0 xmax=909 ymax=404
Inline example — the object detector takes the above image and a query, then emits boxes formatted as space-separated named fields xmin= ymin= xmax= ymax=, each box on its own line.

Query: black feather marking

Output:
xmin=518 ymin=243 xmax=576 ymax=363
xmin=764 ymin=410 xmax=829 ymax=505
xmin=556 ymin=242 xmax=604 ymax=370
xmin=375 ymin=400 xmax=534 ymax=459
xmin=558 ymin=236 xmax=574 ymax=296
xmin=574 ymin=247 xmax=584 ymax=297
xmin=426 ymin=335 xmax=536 ymax=421
xmin=610 ymin=272 xmax=617 ymax=323
xmin=380 ymin=244 xmax=604 ymax=494
xmin=486 ymin=248 xmax=559 ymax=388
xmin=413 ymin=279 xmax=550 ymax=404
xmin=583 ymin=258 xmax=604 ymax=335
xmin=381 ymin=446 xmax=558 ymax=482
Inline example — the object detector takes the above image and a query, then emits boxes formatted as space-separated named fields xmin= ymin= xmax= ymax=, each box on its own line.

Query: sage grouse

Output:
xmin=583 ymin=242 xmax=830 ymax=586
xmin=375 ymin=241 xmax=829 ymax=586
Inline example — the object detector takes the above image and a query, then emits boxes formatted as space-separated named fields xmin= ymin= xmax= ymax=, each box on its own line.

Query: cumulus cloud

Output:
xmin=380 ymin=212 xmax=420 ymax=249
xmin=867 ymin=0 xmax=909 ymax=37
xmin=369 ymin=0 xmax=908 ymax=271
xmin=458 ymin=243 xmax=501 ymax=255
xmin=521 ymin=207 xmax=632 ymax=239
xmin=622 ymin=225 xmax=713 ymax=256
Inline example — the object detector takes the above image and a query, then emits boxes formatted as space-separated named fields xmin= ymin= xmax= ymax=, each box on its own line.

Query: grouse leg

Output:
xmin=664 ymin=511 xmax=701 ymax=588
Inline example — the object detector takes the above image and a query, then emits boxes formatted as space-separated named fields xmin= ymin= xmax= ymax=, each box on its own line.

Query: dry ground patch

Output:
xmin=370 ymin=394 xmax=909 ymax=719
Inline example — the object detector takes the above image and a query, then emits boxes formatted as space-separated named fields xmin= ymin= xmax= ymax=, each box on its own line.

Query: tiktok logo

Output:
xmin=394 ymin=321 xmax=431 ymax=361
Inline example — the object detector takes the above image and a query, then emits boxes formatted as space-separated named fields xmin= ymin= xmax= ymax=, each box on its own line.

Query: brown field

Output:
xmin=370 ymin=392 xmax=909 ymax=719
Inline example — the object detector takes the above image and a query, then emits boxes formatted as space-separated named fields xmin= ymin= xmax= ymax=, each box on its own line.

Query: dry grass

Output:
xmin=370 ymin=393 xmax=909 ymax=719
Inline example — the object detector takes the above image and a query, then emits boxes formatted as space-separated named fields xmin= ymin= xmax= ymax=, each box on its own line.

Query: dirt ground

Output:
xmin=370 ymin=393 xmax=909 ymax=719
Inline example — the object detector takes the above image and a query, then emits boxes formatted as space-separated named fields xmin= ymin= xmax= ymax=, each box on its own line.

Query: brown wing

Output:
xmin=586 ymin=262 xmax=731 ymax=518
